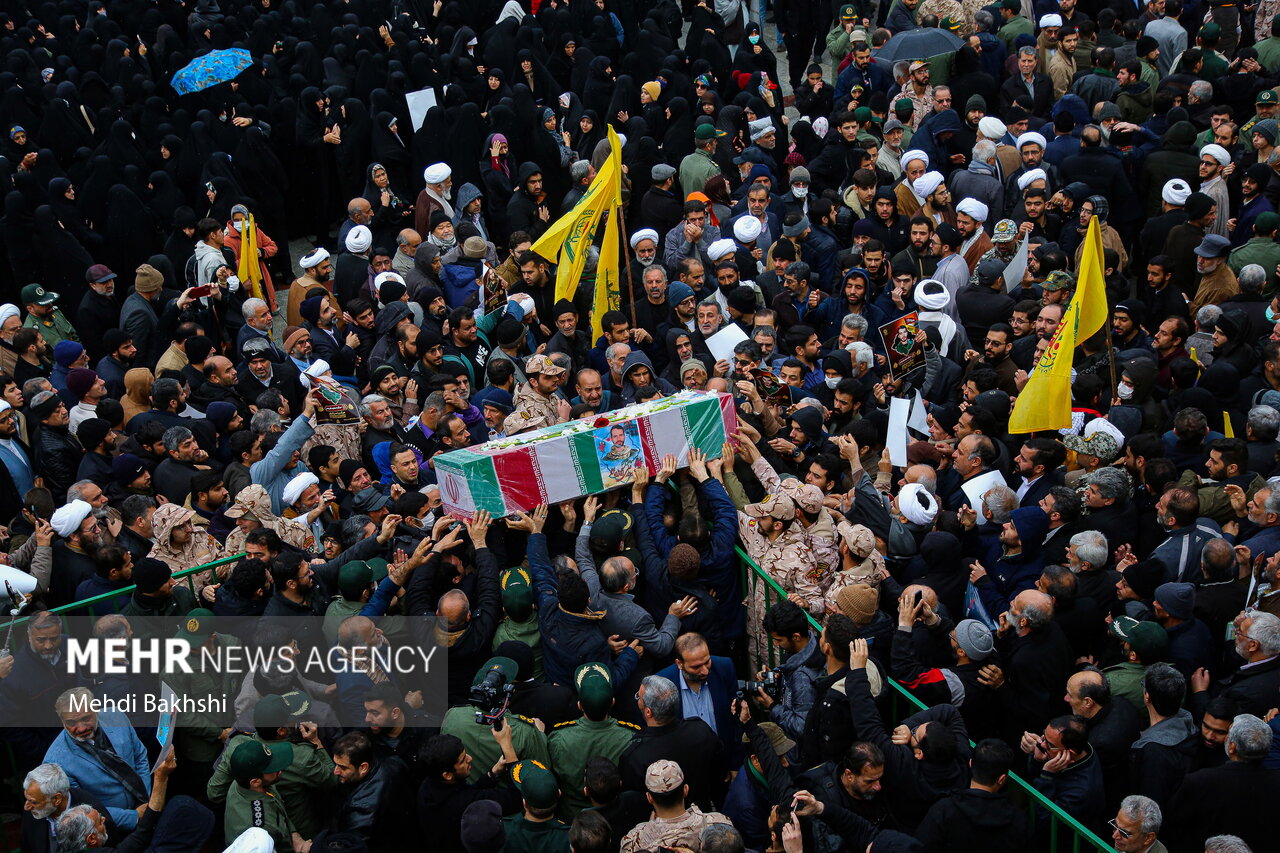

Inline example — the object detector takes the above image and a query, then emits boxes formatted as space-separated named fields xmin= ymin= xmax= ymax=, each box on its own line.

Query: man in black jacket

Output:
xmin=417 ymin=728 xmax=523 ymax=853
xmin=1067 ymin=668 xmax=1141 ymax=811
xmin=30 ymin=389 xmax=80 ymax=503
xmin=0 ymin=613 xmax=76 ymax=773
xmin=915 ymin=738 xmax=1031 ymax=852
xmin=332 ymin=732 xmax=412 ymax=853
xmin=619 ymin=674 xmax=725 ymax=810
xmin=21 ymin=764 xmax=117 ymax=853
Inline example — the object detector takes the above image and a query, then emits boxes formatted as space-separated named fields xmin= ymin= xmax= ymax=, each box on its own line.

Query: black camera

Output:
xmin=468 ymin=664 xmax=515 ymax=725
xmin=738 ymin=670 xmax=784 ymax=702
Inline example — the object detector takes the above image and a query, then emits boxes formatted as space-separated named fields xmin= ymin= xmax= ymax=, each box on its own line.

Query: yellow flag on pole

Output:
xmin=1008 ymin=216 xmax=1111 ymax=433
xmin=237 ymin=213 xmax=265 ymax=302
xmin=531 ymin=126 xmax=623 ymax=304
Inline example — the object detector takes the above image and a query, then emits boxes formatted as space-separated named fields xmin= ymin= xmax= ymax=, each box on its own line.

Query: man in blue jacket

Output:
xmin=657 ymin=632 xmax=743 ymax=767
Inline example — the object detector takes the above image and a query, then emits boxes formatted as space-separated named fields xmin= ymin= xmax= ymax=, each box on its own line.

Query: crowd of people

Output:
xmin=6 ymin=0 xmax=1280 ymax=851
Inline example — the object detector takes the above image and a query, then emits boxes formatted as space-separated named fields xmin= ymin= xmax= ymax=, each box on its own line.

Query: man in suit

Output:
xmin=1192 ymin=610 xmax=1280 ymax=718
xmin=0 ymin=612 xmax=76 ymax=774
xmin=1013 ymin=437 xmax=1066 ymax=508
xmin=1164 ymin=713 xmax=1280 ymax=853
xmin=620 ymin=675 xmax=726 ymax=810
xmin=657 ymin=633 xmax=742 ymax=768
xmin=21 ymin=763 xmax=116 ymax=853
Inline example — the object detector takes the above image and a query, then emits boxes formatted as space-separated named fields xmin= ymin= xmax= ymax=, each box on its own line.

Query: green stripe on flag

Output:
xmin=570 ymin=432 xmax=605 ymax=494
xmin=471 ymin=457 xmax=506 ymax=516
xmin=685 ymin=397 xmax=726 ymax=455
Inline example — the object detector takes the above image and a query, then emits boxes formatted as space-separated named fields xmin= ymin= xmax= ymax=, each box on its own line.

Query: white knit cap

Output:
xmin=1162 ymin=178 xmax=1192 ymax=206
xmin=707 ymin=238 xmax=737 ymax=262
xmin=749 ymin=117 xmax=774 ymax=141
xmin=423 ymin=163 xmax=452 ymax=184
xmin=50 ymin=499 xmax=92 ymax=538
xmin=900 ymin=149 xmax=929 ymax=169
xmin=956 ymin=198 xmax=989 ymax=222
xmin=373 ymin=271 xmax=405 ymax=295
xmin=629 ymin=228 xmax=659 ymax=249
xmin=345 ymin=225 xmax=372 ymax=254
xmin=1016 ymin=132 xmax=1047 ymax=151
xmin=912 ymin=171 xmax=944 ymax=199
xmin=897 ymin=483 xmax=938 ymax=525
xmin=978 ymin=116 xmax=1006 ymax=140
xmin=281 ymin=472 xmax=320 ymax=507
xmin=300 ymin=247 xmax=330 ymax=269
xmin=1016 ymin=168 xmax=1047 ymax=191
xmin=1200 ymin=143 xmax=1230 ymax=166
xmin=733 ymin=216 xmax=763 ymax=243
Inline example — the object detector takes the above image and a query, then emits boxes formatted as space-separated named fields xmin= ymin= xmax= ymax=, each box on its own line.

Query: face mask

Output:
xmin=233 ymin=221 xmax=244 ymax=232
xmin=824 ymin=376 xmax=841 ymax=389
xmin=749 ymin=34 xmax=761 ymax=44
xmin=1117 ymin=381 xmax=1134 ymax=400
xmin=1268 ymin=305 xmax=1277 ymax=323
xmin=792 ymin=186 xmax=808 ymax=198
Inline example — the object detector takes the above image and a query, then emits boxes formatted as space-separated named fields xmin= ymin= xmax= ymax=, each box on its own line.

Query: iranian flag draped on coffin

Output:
xmin=434 ymin=390 xmax=738 ymax=518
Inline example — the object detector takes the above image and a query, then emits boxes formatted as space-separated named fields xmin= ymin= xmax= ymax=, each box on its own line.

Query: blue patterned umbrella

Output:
xmin=171 ymin=48 xmax=253 ymax=95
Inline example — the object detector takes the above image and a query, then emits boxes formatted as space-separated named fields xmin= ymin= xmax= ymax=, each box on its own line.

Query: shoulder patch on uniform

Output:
xmin=515 ymin=714 xmax=539 ymax=725
xmin=251 ymin=798 xmax=265 ymax=827
xmin=616 ymin=720 xmax=641 ymax=730
xmin=553 ymin=720 xmax=576 ymax=728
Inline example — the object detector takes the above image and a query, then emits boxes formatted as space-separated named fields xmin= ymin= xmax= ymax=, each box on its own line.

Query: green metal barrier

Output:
xmin=0 ymin=552 xmax=244 ymax=645
xmin=738 ymin=547 xmax=1113 ymax=853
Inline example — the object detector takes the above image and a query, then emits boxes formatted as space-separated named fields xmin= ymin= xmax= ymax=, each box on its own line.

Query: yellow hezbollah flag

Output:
xmin=1008 ymin=216 xmax=1110 ymax=433
xmin=531 ymin=126 xmax=622 ymax=303
xmin=236 ymin=213 xmax=266 ymax=303
xmin=591 ymin=128 xmax=625 ymax=340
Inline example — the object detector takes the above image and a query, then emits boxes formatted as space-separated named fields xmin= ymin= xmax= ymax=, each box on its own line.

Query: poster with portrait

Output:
xmin=879 ymin=311 xmax=925 ymax=380
xmin=593 ymin=419 xmax=643 ymax=488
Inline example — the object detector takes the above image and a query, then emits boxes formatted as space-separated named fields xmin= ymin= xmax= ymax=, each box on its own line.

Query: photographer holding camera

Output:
xmin=439 ymin=656 xmax=551 ymax=779
xmin=754 ymin=601 xmax=823 ymax=753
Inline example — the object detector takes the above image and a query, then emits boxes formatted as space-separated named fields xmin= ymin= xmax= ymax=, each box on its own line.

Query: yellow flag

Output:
xmin=1223 ymin=412 xmax=1234 ymax=438
xmin=1008 ymin=216 xmax=1110 ymax=433
xmin=594 ymin=207 xmax=623 ymax=341
xmin=531 ymin=126 xmax=623 ymax=303
xmin=236 ymin=213 xmax=265 ymax=302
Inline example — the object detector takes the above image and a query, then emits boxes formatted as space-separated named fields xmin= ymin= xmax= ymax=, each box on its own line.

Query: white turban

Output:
xmin=0 ymin=400 xmax=10 ymax=416
xmin=300 ymin=247 xmax=330 ymax=269
xmin=1200 ymin=143 xmax=1230 ymax=166
xmin=629 ymin=228 xmax=659 ymax=249
xmin=373 ymin=271 xmax=405 ymax=294
xmin=0 ymin=304 xmax=19 ymax=327
xmin=912 ymin=171 xmax=944 ymax=200
xmin=423 ymin=163 xmax=452 ymax=184
xmin=749 ymin=117 xmax=774 ymax=141
xmin=1016 ymin=168 xmax=1047 ymax=191
xmin=51 ymin=499 xmax=92 ymax=538
xmin=900 ymin=149 xmax=929 ymax=169
xmin=345 ymin=225 xmax=372 ymax=254
xmin=298 ymin=359 xmax=331 ymax=389
xmin=1084 ymin=417 xmax=1125 ymax=450
xmin=914 ymin=279 xmax=950 ymax=310
xmin=978 ymin=116 xmax=1007 ymax=140
xmin=956 ymin=198 xmax=989 ymax=223
xmin=1016 ymin=132 xmax=1047 ymax=151
xmin=282 ymin=472 xmax=320 ymax=508
xmin=1038 ymin=13 xmax=1062 ymax=26
xmin=707 ymin=238 xmax=737 ymax=262
xmin=1162 ymin=178 xmax=1192 ymax=206
xmin=733 ymin=216 xmax=763 ymax=243
xmin=897 ymin=483 xmax=938 ymax=526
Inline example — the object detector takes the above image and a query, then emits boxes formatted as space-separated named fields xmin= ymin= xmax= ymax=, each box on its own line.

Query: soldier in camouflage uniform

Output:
xmin=619 ymin=759 xmax=732 ymax=853
xmin=440 ymin=656 xmax=551 ymax=778
xmin=755 ymin=458 xmax=840 ymax=610
xmin=547 ymin=662 xmax=640 ymax=818
xmin=223 ymin=740 xmax=305 ymax=852
xmin=969 ymin=220 xmax=1022 ymax=287
xmin=509 ymin=354 xmax=569 ymax=435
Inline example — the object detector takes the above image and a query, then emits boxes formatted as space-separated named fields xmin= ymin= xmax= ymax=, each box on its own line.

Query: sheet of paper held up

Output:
xmin=888 ymin=396 xmax=910 ymax=468
xmin=705 ymin=324 xmax=748 ymax=364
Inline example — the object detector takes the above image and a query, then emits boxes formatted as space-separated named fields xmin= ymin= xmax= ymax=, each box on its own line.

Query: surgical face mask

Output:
xmin=792 ymin=186 xmax=809 ymax=198
xmin=1117 ymin=381 xmax=1134 ymax=400
xmin=749 ymin=34 xmax=761 ymax=44
xmin=824 ymin=376 xmax=841 ymax=389
xmin=233 ymin=220 xmax=244 ymax=232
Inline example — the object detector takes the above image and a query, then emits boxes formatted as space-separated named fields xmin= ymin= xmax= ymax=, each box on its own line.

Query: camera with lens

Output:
xmin=469 ymin=663 xmax=515 ymax=725
xmin=737 ymin=670 xmax=784 ymax=702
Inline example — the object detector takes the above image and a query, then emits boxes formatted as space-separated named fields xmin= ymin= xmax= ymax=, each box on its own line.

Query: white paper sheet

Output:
xmin=907 ymin=390 xmax=929 ymax=436
xmin=406 ymin=88 xmax=438 ymax=131
xmin=705 ymin=324 xmax=749 ymax=364
xmin=888 ymin=396 xmax=910 ymax=468
xmin=960 ymin=469 xmax=1007 ymax=509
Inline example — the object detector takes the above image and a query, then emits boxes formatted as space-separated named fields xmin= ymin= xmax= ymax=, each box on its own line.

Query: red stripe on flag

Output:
xmin=490 ymin=447 xmax=544 ymax=514
xmin=637 ymin=415 xmax=660 ymax=475
xmin=718 ymin=391 xmax=739 ymax=435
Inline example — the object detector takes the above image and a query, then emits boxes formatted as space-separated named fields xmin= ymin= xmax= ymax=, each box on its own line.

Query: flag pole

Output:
xmin=1091 ymin=216 xmax=1119 ymax=403
xmin=616 ymin=201 xmax=637 ymax=329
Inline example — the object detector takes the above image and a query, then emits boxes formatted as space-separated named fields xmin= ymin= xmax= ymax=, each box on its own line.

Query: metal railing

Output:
xmin=738 ymin=547 xmax=1113 ymax=853
xmin=0 ymin=552 xmax=244 ymax=644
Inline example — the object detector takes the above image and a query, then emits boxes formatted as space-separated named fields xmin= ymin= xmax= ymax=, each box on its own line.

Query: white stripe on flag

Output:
xmin=533 ymin=439 xmax=580 ymax=505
